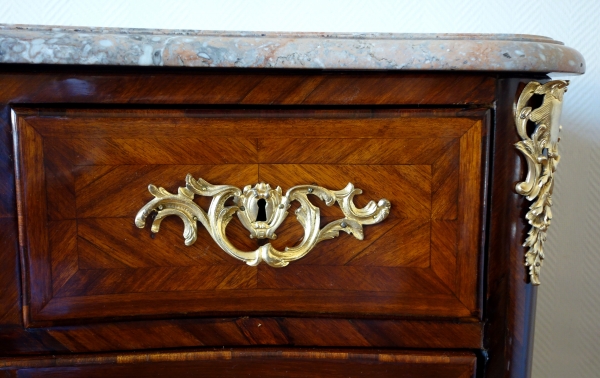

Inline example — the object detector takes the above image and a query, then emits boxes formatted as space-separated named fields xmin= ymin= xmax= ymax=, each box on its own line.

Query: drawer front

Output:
xmin=13 ymin=108 xmax=487 ymax=325
xmin=4 ymin=349 xmax=477 ymax=378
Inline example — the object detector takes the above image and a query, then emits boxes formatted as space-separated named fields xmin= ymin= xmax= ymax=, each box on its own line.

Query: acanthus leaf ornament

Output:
xmin=135 ymin=175 xmax=391 ymax=267
xmin=514 ymin=80 xmax=569 ymax=285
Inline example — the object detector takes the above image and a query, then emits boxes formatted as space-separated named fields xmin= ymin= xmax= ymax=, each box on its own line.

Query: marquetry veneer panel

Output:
xmin=1 ymin=349 xmax=477 ymax=378
xmin=13 ymin=108 xmax=487 ymax=326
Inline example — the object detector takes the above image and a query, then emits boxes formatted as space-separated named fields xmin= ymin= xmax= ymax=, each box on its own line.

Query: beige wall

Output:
xmin=1 ymin=1 xmax=598 ymax=376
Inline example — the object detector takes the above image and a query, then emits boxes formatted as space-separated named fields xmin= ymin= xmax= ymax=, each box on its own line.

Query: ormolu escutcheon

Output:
xmin=135 ymin=175 xmax=391 ymax=267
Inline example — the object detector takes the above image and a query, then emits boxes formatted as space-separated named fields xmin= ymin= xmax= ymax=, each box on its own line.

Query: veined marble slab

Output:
xmin=0 ymin=24 xmax=585 ymax=74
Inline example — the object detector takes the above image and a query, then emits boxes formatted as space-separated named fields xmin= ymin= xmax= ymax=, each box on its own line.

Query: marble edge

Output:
xmin=0 ymin=24 xmax=564 ymax=43
xmin=0 ymin=24 xmax=586 ymax=74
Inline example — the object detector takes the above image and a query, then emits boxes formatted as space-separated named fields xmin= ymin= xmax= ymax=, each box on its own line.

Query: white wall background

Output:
xmin=1 ymin=1 xmax=598 ymax=377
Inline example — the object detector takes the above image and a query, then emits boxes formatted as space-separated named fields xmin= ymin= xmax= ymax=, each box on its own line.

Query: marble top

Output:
xmin=0 ymin=24 xmax=585 ymax=74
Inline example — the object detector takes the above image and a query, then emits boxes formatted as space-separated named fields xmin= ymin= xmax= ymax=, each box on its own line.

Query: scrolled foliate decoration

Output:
xmin=514 ymin=80 xmax=569 ymax=285
xmin=135 ymin=174 xmax=391 ymax=267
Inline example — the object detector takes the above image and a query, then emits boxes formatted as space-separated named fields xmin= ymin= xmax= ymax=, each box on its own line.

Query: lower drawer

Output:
xmin=2 ymin=349 xmax=477 ymax=378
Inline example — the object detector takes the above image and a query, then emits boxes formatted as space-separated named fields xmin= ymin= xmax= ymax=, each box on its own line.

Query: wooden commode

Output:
xmin=0 ymin=25 xmax=585 ymax=377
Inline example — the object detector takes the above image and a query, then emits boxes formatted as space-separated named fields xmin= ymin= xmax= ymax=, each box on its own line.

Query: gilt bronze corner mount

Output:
xmin=514 ymin=80 xmax=569 ymax=285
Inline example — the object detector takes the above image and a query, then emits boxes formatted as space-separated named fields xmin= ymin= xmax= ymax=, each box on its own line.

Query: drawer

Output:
xmin=13 ymin=107 xmax=488 ymax=326
xmin=2 ymin=349 xmax=477 ymax=378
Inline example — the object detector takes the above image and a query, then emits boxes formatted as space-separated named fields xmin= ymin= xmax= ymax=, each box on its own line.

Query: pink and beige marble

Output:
xmin=0 ymin=24 xmax=585 ymax=74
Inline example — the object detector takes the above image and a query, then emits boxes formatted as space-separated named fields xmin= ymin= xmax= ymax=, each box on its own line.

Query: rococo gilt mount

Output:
xmin=514 ymin=80 xmax=568 ymax=285
xmin=135 ymin=175 xmax=391 ymax=267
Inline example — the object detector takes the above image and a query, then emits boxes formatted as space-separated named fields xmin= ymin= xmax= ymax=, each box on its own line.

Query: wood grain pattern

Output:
xmin=51 ymin=137 xmax=258 ymax=166
xmin=456 ymin=120 xmax=486 ymax=314
xmin=432 ymin=140 xmax=460 ymax=219
xmin=269 ymin=216 xmax=402 ymax=265
xmin=49 ymin=221 xmax=78 ymax=293
xmin=257 ymin=266 xmax=450 ymax=293
xmin=33 ymin=291 xmax=473 ymax=324
xmin=431 ymin=220 xmax=459 ymax=292
xmin=11 ymin=107 xmax=486 ymax=326
xmin=0 ymin=348 xmax=477 ymax=378
xmin=260 ymin=163 xmax=431 ymax=219
xmin=342 ymin=218 xmax=431 ymax=267
xmin=0 ymin=69 xmax=493 ymax=219
xmin=484 ymin=77 xmax=544 ymax=378
xmin=75 ymin=164 xmax=258 ymax=219
xmin=42 ymin=142 xmax=76 ymax=221
xmin=0 ymin=218 xmax=20 ymax=324
xmin=32 ymin=290 xmax=475 ymax=327
xmin=12 ymin=119 xmax=51 ymax=317
xmin=54 ymin=266 xmax=257 ymax=297
xmin=0 ymin=68 xmax=523 ymax=376
xmin=75 ymin=217 xmax=250 ymax=269
xmin=0 ymin=315 xmax=482 ymax=355
xmin=258 ymin=137 xmax=456 ymax=165
xmin=0 ymin=69 xmax=495 ymax=107
xmin=25 ymin=111 xmax=480 ymax=139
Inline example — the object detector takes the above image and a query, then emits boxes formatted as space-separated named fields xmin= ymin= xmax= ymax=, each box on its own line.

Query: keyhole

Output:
xmin=256 ymin=199 xmax=267 ymax=222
